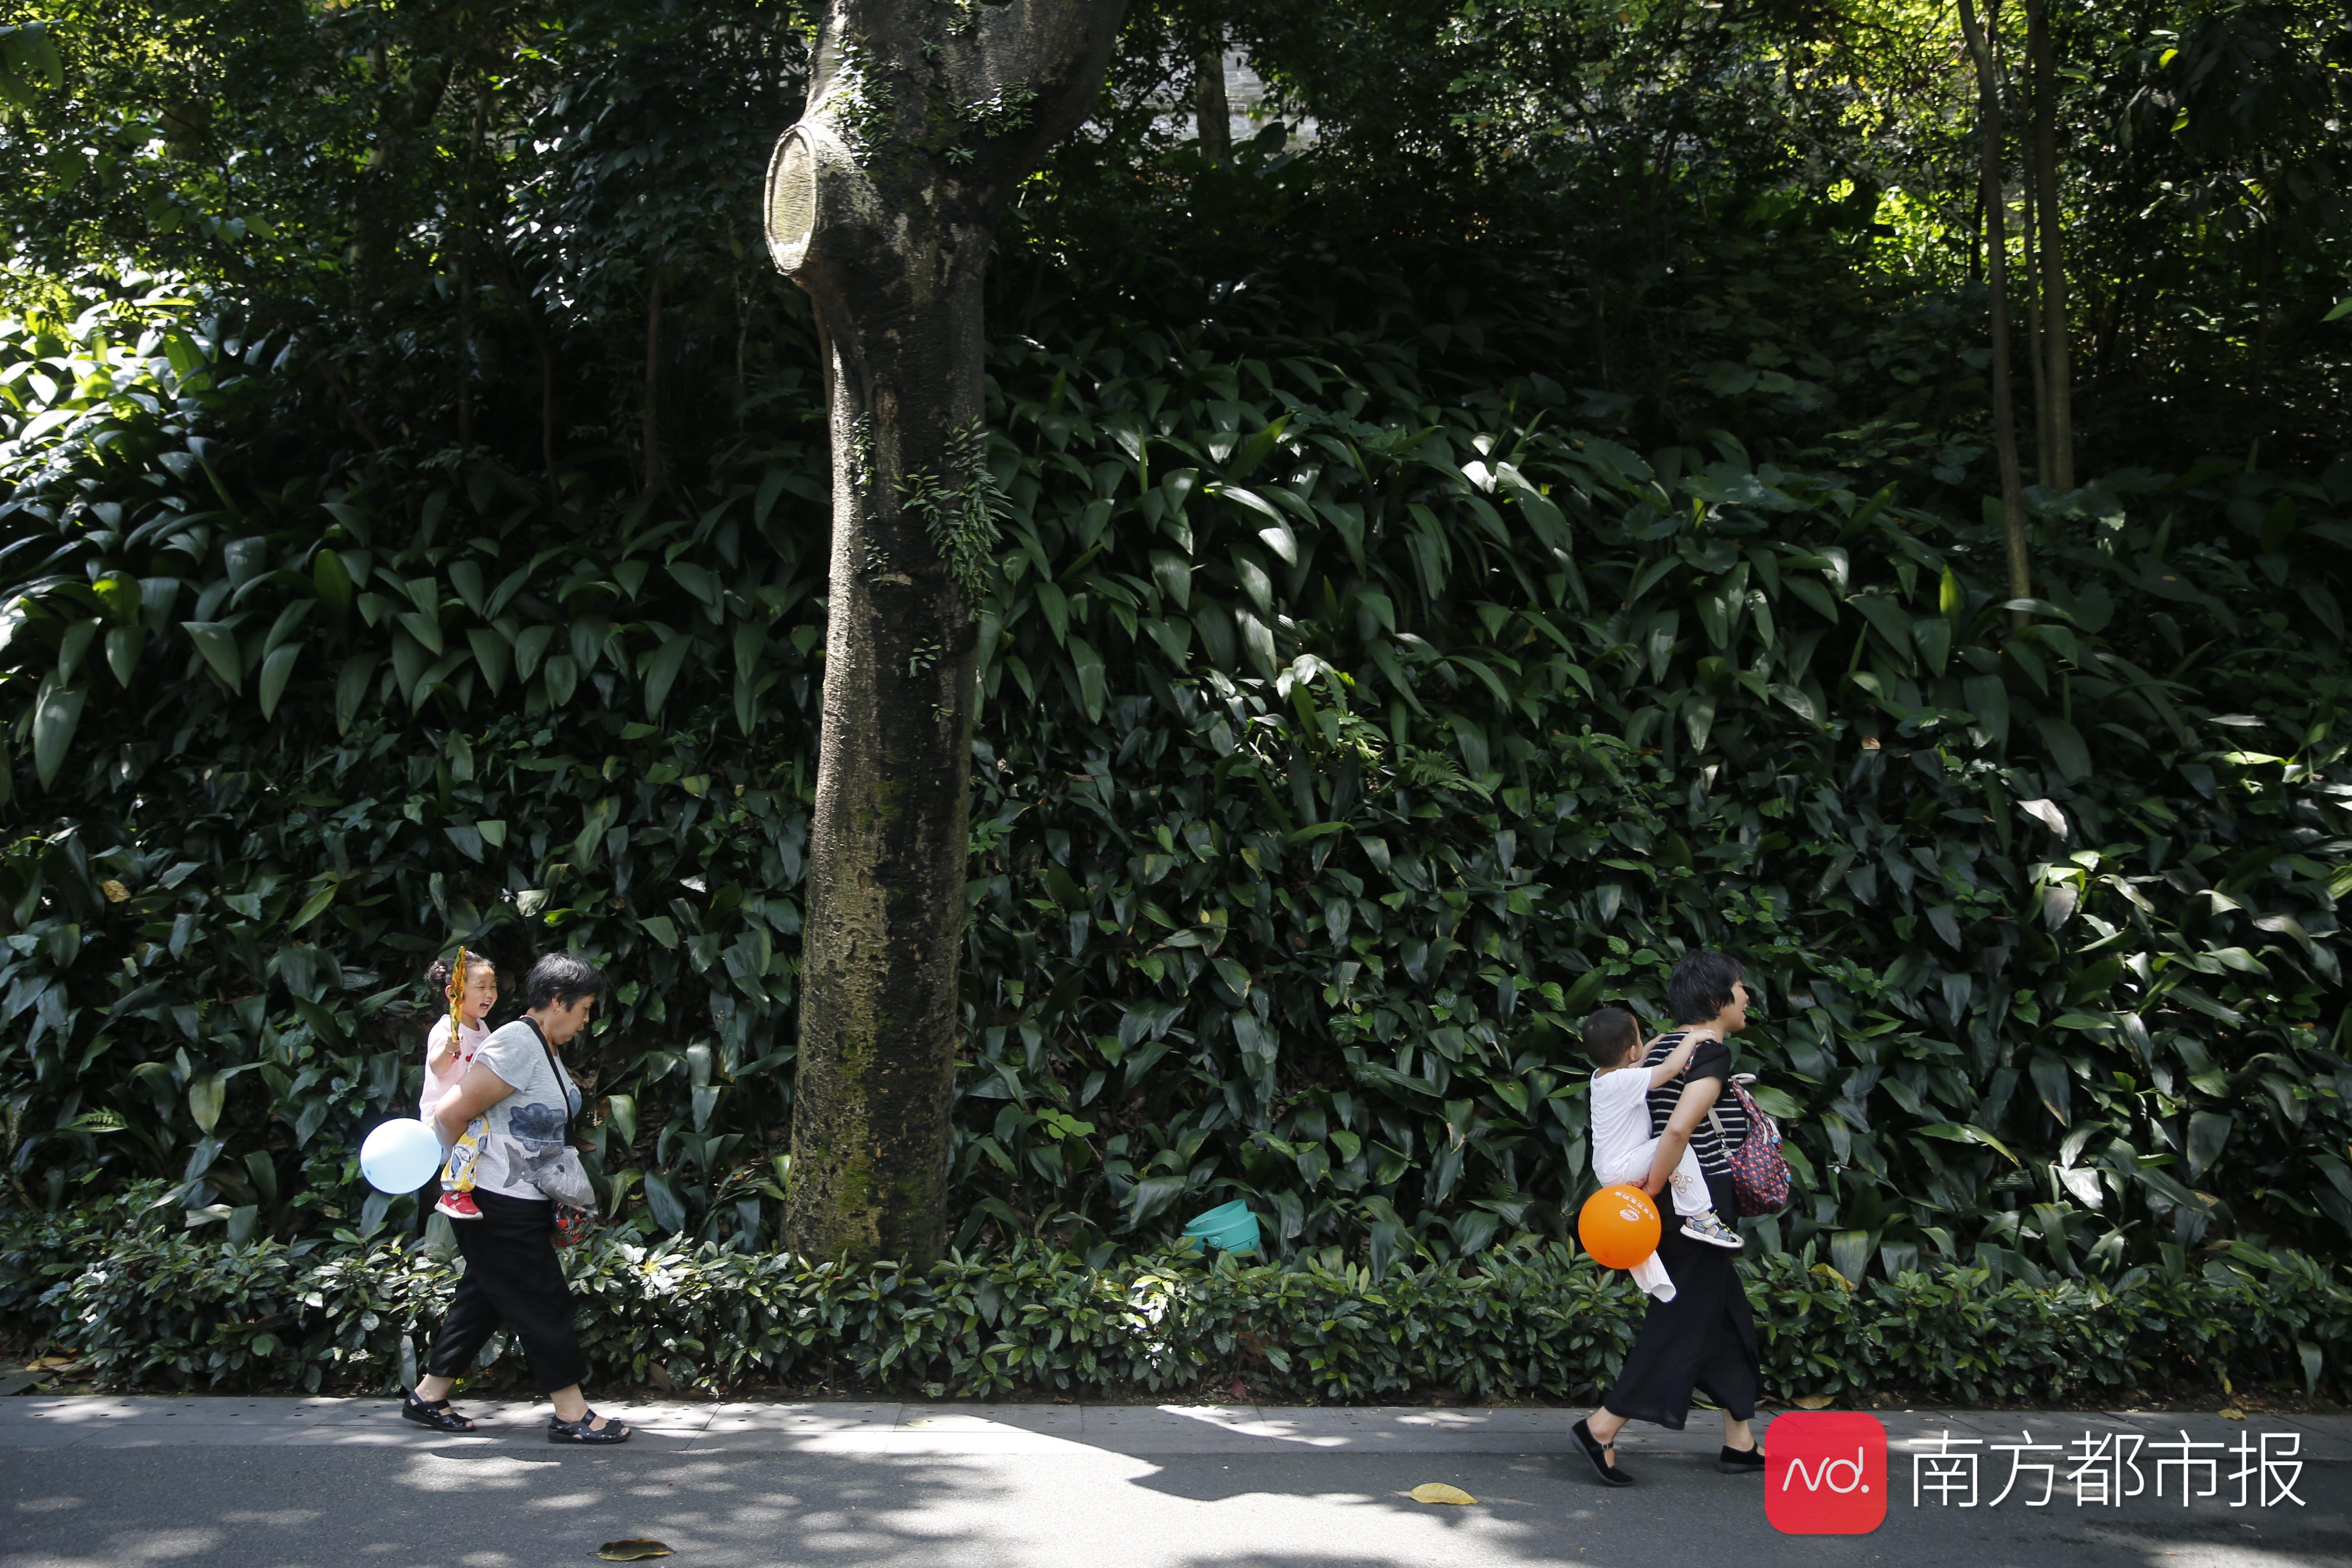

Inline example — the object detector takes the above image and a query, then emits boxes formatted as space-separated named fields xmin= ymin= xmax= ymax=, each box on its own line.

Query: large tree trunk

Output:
xmin=1958 ymin=0 xmax=2033 ymax=632
xmin=767 ymin=0 xmax=1127 ymax=1268
xmin=2026 ymin=0 xmax=2073 ymax=492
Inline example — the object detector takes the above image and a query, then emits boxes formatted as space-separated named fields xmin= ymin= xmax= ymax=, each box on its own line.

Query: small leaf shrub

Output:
xmin=6 ymin=1199 xmax=2344 ymax=1406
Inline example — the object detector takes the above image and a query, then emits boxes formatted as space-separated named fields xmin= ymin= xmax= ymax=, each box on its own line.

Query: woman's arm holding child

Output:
xmin=1641 ymin=1075 xmax=1723 ymax=1196
xmin=431 ymin=1059 xmax=516 ymax=1147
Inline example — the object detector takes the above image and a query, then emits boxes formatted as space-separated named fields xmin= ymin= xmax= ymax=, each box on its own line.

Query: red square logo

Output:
xmin=1765 ymin=1412 xmax=1887 ymax=1534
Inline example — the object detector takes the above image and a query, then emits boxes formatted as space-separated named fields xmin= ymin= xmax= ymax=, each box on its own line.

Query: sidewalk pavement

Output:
xmin=2 ymin=1397 xmax=2345 ymax=1568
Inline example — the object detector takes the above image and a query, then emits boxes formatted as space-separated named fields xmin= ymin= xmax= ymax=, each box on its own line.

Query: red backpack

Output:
xmin=1709 ymin=1077 xmax=1791 ymax=1218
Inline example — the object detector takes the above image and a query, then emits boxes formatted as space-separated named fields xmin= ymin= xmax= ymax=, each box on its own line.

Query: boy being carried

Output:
xmin=1583 ymin=1006 xmax=1743 ymax=1300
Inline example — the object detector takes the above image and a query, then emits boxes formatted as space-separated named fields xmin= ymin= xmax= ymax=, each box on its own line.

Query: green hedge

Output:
xmin=5 ymin=1191 xmax=2344 ymax=1406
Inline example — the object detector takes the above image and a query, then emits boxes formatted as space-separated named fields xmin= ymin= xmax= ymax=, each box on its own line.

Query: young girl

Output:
xmin=1584 ymin=1006 xmax=1742 ymax=1300
xmin=421 ymin=952 xmax=497 ymax=1220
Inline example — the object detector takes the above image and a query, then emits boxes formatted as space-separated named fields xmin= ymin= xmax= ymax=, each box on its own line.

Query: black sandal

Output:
xmin=1572 ymin=1418 xmax=1637 ymax=1488
xmin=549 ymin=1410 xmax=632 ymax=1445
xmin=402 ymin=1391 xmax=477 ymax=1432
xmin=1719 ymin=1443 xmax=1768 ymax=1474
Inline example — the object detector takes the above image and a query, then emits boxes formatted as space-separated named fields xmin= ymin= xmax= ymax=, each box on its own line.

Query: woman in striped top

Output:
xmin=1571 ymin=950 xmax=1766 ymax=1487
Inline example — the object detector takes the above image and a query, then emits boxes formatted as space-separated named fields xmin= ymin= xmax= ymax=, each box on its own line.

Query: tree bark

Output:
xmin=1195 ymin=18 xmax=1230 ymax=164
xmin=456 ymin=82 xmax=488 ymax=451
xmin=2022 ymin=179 xmax=2049 ymax=473
xmin=642 ymin=251 xmax=665 ymax=497
xmin=1958 ymin=0 xmax=2033 ymax=631
xmin=484 ymin=243 xmax=563 ymax=495
xmin=767 ymin=0 xmax=1127 ymax=1269
xmin=2027 ymin=0 xmax=2073 ymax=491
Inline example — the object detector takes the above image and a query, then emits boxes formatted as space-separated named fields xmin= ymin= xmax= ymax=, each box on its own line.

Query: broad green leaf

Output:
xmin=544 ymin=652 xmax=579 ymax=706
xmin=1037 ymin=582 xmax=1069 ymax=645
xmin=2186 ymin=1111 xmax=2231 ymax=1177
xmin=1847 ymin=593 xmax=1916 ymax=672
xmin=395 ymin=609 xmax=444 ymax=657
xmin=754 ymin=467 xmax=789 ymax=527
xmin=261 ymin=601 xmax=312 ymax=659
xmin=390 ymin=627 xmax=431 ymax=702
xmin=1235 ymin=608 xmax=1277 ymax=678
xmin=1913 ymin=617 xmax=1951 ymax=675
xmin=1149 ymin=550 xmax=1191 ymax=610
xmin=2036 ymin=716 xmax=2092 ymax=783
xmin=334 ymin=654 xmax=377 ymax=733
xmin=103 ymin=623 xmax=141 ymax=686
xmin=1224 ymin=412 xmax=1289 ymax=482
xmin=31 ymin=675 xmax=84 ymax=788
xmin=1068 ymin=636 xmax=1106 ymax=722
xmin=313 ymin=548 xmax=353 ymax=618
xmin=448 ymin=559 xmax=487 ymax=617
xmin=642 ymin=1171 xmax=687 ymax=1232
xmin=1208 ymin=481 xmax=1283 ymax=526
xmin=258 ymin=642 xmax=302 ymax=720
xmin=1963 ymin=675 xmax=2009 ymax=749
xmin=515 ymin=623 xmax=555 ymax=681
xmin=183 ymin=620 xmax=244 ymax=691
xmin=187 ymin=1074 xmax=225 ymax=1135
xmin=467 ymin=628 xmax=511 ymax=694
xmin=288 ymin=879 xmax=337 ymax=930
xmin=642 ymin=634 xmax=695 ymax=720
xmin=56 ymin=617 xmax=98 ymax=684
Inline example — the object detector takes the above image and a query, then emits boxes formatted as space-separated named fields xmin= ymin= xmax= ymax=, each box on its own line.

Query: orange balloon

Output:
xmin=1578 ymin=1184 xmax=1662 ymax=1270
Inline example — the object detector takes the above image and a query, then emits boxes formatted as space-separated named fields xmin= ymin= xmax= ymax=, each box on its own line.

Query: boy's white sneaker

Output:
xmin=1682 ymin=1211 xmax=1745 ymax=1249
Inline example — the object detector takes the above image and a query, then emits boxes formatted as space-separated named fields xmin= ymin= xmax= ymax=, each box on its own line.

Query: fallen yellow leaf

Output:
xmin=1794 ymin=1394 xmax=1835 ymax=1411
xmin=597 ymin=1542 xmax=674 ymax=1562
xmin=1409 ymin=1483 xmax=1477 ymax=1505
xmin=2219 ymin=1407 xmax=2246 ymax=1421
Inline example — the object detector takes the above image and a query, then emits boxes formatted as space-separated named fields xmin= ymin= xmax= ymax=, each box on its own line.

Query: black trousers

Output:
xmin=424 ymin=1188 xmax=587 ymax=1394
xmin=1602 ymin=1168 xmax=1760 ymax=1429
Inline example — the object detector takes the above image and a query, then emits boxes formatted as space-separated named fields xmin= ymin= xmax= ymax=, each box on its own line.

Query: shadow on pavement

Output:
xmin=2 ymin=1407 xmax=2347 ymax=1568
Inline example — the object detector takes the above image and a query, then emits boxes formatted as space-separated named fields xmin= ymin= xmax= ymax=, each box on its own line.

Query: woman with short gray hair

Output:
xmin=402 ymin=952 xmax=630 ymax=1444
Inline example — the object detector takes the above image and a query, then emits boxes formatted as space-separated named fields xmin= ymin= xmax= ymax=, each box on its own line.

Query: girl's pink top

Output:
xmin=420 ymin=1016 xmax=491 ymax=1118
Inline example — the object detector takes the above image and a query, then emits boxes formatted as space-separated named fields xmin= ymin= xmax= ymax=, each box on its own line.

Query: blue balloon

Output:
xmin=360 ymin=1118 xmax=444 ymax=1194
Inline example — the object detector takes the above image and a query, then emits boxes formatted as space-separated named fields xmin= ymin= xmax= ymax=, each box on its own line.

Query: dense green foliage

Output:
xmin=4 ymin=1188 xmax=2346 ymax=1402
xmin=2 ymin=0 xmax=2349 ymax=1335
xmin=6 ymin=271 xmax=2350 ymax=1289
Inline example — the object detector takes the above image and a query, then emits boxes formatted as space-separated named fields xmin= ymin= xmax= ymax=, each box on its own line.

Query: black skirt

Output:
xmin=1601 ymin=1168 xmax=1759 ymax=1428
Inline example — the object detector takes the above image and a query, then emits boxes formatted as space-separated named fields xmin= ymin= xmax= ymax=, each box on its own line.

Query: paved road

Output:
xmin=2 ymin=1399 xmax=2344 ymax=1568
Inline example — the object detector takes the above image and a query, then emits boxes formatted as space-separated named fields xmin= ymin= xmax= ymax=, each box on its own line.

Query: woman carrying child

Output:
xmin=401 ymin=952 xmax=629 ymax=1445
xmin=1571 ymin=949 xmax=1765 ymax=1487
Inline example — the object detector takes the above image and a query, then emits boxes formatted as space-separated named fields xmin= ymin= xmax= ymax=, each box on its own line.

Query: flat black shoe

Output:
xmin=549 ymin=1410 xmax=631 ymax=1445
xmin=1720 ymin=1443 xmax=1766 ymax=1474
xmin=1572 ymin=1418 xmax=1636 ymax=1487
xmin=401 ymin=1392 xmax=476 ymax=1432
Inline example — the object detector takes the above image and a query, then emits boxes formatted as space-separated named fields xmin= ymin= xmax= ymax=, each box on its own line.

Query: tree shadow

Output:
xmin=2 ymin=1416 xmax=2344 ymax=1568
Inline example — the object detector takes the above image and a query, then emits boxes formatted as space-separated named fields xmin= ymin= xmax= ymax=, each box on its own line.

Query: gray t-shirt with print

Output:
xmin=468 ymin=1018 xmax=582 ymax=1200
